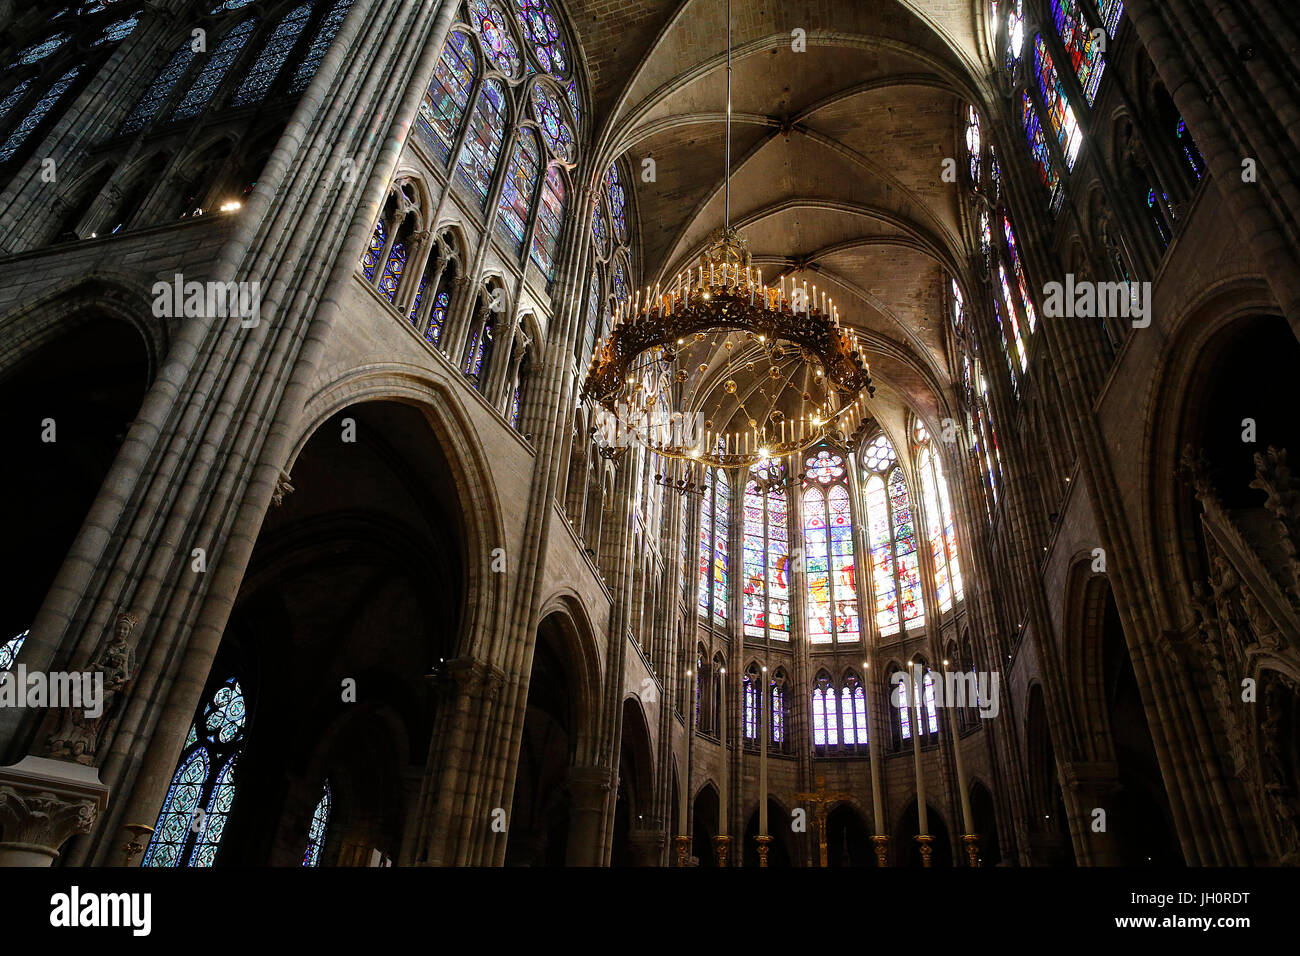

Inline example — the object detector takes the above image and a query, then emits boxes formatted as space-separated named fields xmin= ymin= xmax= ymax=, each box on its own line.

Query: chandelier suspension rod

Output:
xmin=724 ymin=0 xmax=732 ymax=232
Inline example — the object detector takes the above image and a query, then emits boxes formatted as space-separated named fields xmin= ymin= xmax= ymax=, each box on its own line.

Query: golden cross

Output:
xmin=793 ymin=773 xmax=854 ymax=867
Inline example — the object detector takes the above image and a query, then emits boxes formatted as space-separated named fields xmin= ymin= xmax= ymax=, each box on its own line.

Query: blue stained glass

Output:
xmin=121 ymin=44 xmax=195 ymax=133
xmin=466 ymin=312 xmax=494 ymax=379
xmin=10 ymin=33 xmax=69 ymax=66
xmin=378 ymin=239 xmax=406 ymax=302
xmin=93 ymin=16 xmax=138 ymax=46
xmin=302 ymin=783 xmax=331 ymax=867
xmin=611 ymin=256 xmax=628 ymax=302
xmin=422 ymin=30 xmax=478 ymax=166
xmin=530 ymin=82 xmax=574 ymax=163
xmin=770 ymin=682 xmax=784 ymax=743
xmin=210 ymin=0 xmax=257 ymax=11
xmin=171 ymin=19 xmax=256 ymax=121
xmin=1177 ymin=118 xmax=1205 ymax=180
xmin=566 ymin=79 xmax=580 ymax=131
xmin=468 ymin=0 xmax=522 ymax=77
xmin=455 ymin=79 xmax=507 ymax=205
xmin=1098 ymin=0 xmax=1124 ymax=38
xmin=230 ymin=3 xmax=311 ymax=107
xmin=0 ymin=629 xmax=27 ymax=671
xmin=203 ymin=679 xmax=247 ymax=745
xmin=142 ymin=747 xmax=209 ymax=867
xmin=529 ymin=164 xmax=565 ymax=277
xmin=427 ymin=288 xmax=449 ymax=344
xmin=495 ymin=130 xmax=540 ymax=252
xmin=409 ymin=274 xmax=428 ymax=325
xmin=924 ymin=672 xmax=939 ymax=733
xmin=515 ymin=0 xmax=569 ymax=78
xmin=606 ymin=164 xmax=627 ymax=243
xmin=592 ymin=200 xmax=608 ymax=257
xmin=582 ymin=267 xmax=600 ymax=359
xmin=743 ymin=676 xmax=758 ymax=739
xmin=1148 ymin=188 xmax=1171 ymax=245
xmin=187 ymin=754 xmax=238 ymax=866
xmin=0 ymin=80 xmax=33 ymax=126
xmin=361 ymin=217 xmax=385 ymax=280
xmin=289 ymin=0 xmax=355 ymax=93
xmin=510 ymin=381 xmax=522 ymax=427
xmin=899 ymin=676 xmax=913 ymax=740
xmin=1005 ymin=0 xmax=1025 ymax=72
xmin=0 ymin=66 xmax=80 ymax=164
xmin=1022 ymin=92 xmax=1064 ymax=213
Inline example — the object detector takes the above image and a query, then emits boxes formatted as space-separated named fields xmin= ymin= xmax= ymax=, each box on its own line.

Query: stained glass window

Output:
xmin=423 ymin=31 xmax=478 ymax=165
xmin=93 ymin=16 xmax=138 ymax=46
xmin=1176 ymin=118 xmax=1205 ymax=181
xmin=230 ymin=3 xmax=311 ymax=107
xmin=468 ymin=0 xmax=522 ymax=77
xmin=0 ymin=629 xmax=27 ymax=671
xmin=361 ymin=216 xmax=385 ymax=280
xmin=465 ymin=309 xmax=494 ymax=381
xmin=0 ymin=80 xmax=33 ymax=127
xmin=0 ymin=66 xmax=80 ymax=164
xmin=1033 ymin=35 xmax=1083 ymax=170
xmin=802 ymin=449 xmax=860 ymax=644
xmin=426 ymin=288 xmax=450 ymax=345
xmin=1022 ymin=92 xmax=1064 ymax=213
xmin=582 ymin=267 xmax=602 ymax=358
xmin=530 ymin=83 xmax=574 ymax=164
xmin=1147 ymin=188 xmax=1171 ymax=245
xmin=712 ymin=472 xmax=729 ymax=623
xmin=841 ymin=677 xmax=868 ymax=745
xmin=121 ymin=44 xmax=195 ymax=134
xmin=996 ymin=264 xmax=1029 ymax=373
xmin=898 ymin=673 xmax=913 ymax=741
xmin=288 ymin=0 xmax=354 ymax=93
xmin=510 ymin=379 xmax=523 ymax=428
xmin=529 ymin=164 xmax=565 ymax=277
xmin=812 ymin=677 xmax=839 ymax=746
xmin=989 ymin=144 xmax=1001 ymax=199
xmin=697 ymin=468 xmax=728 ymax=622
xmin=917 ymin=439 xmax=964 ymax=613
xmin=143 ymin=677 xmax=246 ymax=867
xmin=1005 ymin=0 xmax=1025 ymax=72
xmin=889 ymin=468 xmax=924 ymax=629
xmin=495 ymin=129 xmax=540 ymax=252
xmin=566 ymin=79 xmax=580 ymax=130
xmin=592 ymin=200 xmax=609 ymax=258
xmin=743 ymin=675 xmax=758 ymax=739
xmin=606 ymin=164 xmax=627 ymax=243
xmin=455 ymin=79 xmax=507 ymax=205
xmin=770 ymin=680 xmax=785 ymax=744
xmin=514 ymin=0 xmax=570 ymax=78
xmin=742 ymin=461 xmax=790 ymax=641
xmin=9 ymin=33 xmax=69 ymax=67
xmin=966 ymin=106 xmax=982 ymax=185
xmin=1003 ymin=213 xmax=1039 ymax=334
xmin=923 ymin=670 xmax=939 ymax=734
xmin=302 ymin=782 xmax=331 ymax=866
xmin=611 ymin=256 xmax=629 ymax=303
xmin=1052 ymin=0 xmax=1105 ymax=106
xmin=171 ymin=19 xmax=255 ymax=121
xmin=861 ymin=437 xmax=924 ymax=635
xmin=378 ymin=235 xmax=406 ymax=302
xmin=1097 ymin=0 xmax=1124 ymax=38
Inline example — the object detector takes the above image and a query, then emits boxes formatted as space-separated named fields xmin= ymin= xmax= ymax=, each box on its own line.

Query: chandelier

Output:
xmin=580 ymin=1 xmax=873 ymax=470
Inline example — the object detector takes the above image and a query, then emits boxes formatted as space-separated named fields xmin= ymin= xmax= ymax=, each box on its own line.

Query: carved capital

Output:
xmin=271 ymin=469 xmax=295 ymax=508
xmin=0 ymin=756 xmax=110 ymax=865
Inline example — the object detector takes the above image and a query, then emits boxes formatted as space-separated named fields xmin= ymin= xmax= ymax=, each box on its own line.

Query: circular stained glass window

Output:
xmin=469 ymin=0 xmax=522 ymax=77
xmin=514 ymin=0 xmax=569 ymax=77
xmin=861 ymin=435 xmax=897 ymax=474
xmin=805 ymin=450 xmax=846 ymax=485
xmin=530 ymin=82 xmax=574 ymax=162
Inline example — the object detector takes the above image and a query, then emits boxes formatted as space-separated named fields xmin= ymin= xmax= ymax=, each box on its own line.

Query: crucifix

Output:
xmin=793 ymin=774 xmax=854 ymax=867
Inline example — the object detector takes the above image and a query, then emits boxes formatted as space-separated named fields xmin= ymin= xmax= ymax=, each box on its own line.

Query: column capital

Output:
xmin=0 ymin=756 xmax=110 ymax=866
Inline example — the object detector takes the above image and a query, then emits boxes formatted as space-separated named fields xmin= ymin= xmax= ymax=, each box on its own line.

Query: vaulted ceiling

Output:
xmin=568 ymin=0 xmax=999 ymax=443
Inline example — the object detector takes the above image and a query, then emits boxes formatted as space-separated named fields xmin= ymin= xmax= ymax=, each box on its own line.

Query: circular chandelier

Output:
xmin=581 ymin=228 xmax=874 ymax=468
xmin=580 ymin=0 xmax=873 ymax=470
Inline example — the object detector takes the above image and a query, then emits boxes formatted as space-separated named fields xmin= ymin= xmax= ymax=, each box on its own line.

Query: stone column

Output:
xmin=0 ymin=756 xmax=109 ymax=866
xmin=566 ymin=765 xmax=611 ymax=867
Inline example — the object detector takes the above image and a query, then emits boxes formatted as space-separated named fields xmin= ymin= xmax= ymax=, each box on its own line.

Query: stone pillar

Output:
xmin=0 ymin=756 xmax=109 ymax=866
xmin=626 ymin=825 xmax=664 ymax=866
xmin=1058 ymin=760 xmax=1124 ymax=866
xmin=565 ymin=765 xmax=611 ymax=867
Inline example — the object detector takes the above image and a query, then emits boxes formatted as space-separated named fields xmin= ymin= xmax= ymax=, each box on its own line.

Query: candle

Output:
xmin=759 ymin=665 xmax=769 ymax=836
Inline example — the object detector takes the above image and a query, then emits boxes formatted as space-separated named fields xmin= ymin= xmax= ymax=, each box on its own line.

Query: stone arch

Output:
xmin=293 ymin=365 xmax=509 ymax=665
xmin=610 ymin=694 xmax=656 ymax=865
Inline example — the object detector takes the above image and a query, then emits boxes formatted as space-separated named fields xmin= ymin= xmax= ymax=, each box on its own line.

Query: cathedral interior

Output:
xmin=1 ymin=0 xmax=1300 ymax=876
